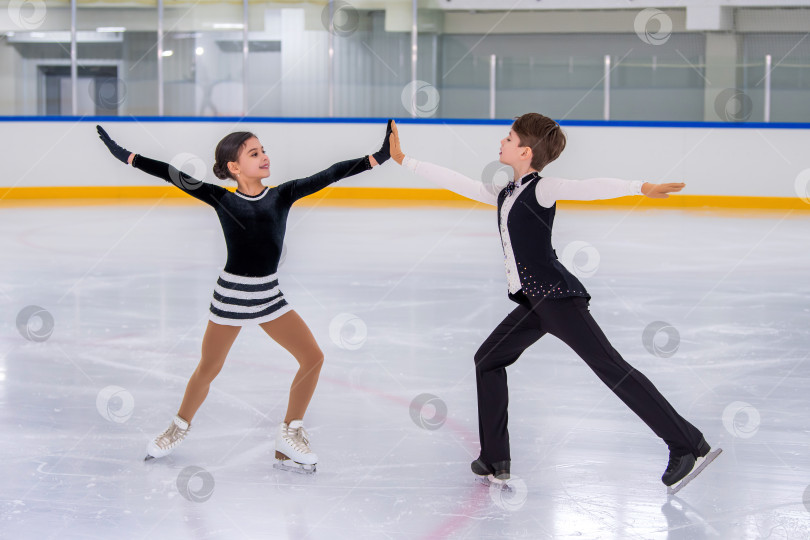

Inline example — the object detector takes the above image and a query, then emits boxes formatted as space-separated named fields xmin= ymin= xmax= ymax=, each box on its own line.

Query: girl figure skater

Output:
xmin=97 ymin=120 xmax=394 ymax=473
xmin=388 ymin=115 xmax=720 ymax=494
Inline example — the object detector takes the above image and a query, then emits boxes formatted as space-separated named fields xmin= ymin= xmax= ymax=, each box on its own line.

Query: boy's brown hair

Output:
xmin=511 ymin=113 xmax=566 ymax=172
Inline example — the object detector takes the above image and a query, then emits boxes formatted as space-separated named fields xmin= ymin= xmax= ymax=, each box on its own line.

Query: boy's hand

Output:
xmin=390 ymin=120 xmax=405 ymax=165
xmin=642 ymin=182 xmax=685 ymax=198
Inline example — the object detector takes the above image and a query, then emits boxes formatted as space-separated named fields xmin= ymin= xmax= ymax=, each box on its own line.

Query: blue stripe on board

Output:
xmin=1 ymin=115 xmax=809 ymax=129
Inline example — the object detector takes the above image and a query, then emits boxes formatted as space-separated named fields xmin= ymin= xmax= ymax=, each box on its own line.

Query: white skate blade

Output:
xmin=273 ymin=458 xmax=316 ymax=475
xmin=666 ymin=448 xmax=722 ymax=496
xmin=474 ymin=474 xmax=513 ymax=492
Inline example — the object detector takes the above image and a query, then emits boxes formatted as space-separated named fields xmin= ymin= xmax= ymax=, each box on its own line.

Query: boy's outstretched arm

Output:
xmin=535 ymin=175 xmax=685 ymax=208
xmin=390 ymin=120 xmax=497 ymax=207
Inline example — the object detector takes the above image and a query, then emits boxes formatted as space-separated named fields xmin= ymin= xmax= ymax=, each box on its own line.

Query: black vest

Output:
xmin=497 ymin=173 xmax=591 ymax=304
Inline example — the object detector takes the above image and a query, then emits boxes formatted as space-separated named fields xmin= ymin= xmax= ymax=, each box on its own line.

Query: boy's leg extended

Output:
xmin=537 ymin=297 xmax=703 ymax=455
xmin=474 ymin=304 xmax=546 ymax=464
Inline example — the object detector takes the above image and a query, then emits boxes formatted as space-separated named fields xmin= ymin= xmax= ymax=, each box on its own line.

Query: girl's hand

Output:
xmin=96 ymin=125 xmax=133 ymax=165
xmin=371 ymin=119 xmax=394 ymax=165
xmin=642 ymin=182 xmax=685 ymax=198
xmin=390 ymin=120 xmax=405 ymax=165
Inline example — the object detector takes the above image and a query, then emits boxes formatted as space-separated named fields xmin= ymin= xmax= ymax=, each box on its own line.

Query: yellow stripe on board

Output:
xmin=0 ymin=186 xmax=808 ymax=211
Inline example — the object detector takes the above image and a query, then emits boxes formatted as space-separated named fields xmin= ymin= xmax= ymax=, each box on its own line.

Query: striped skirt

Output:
xmin=208 ymin=270 xmax=292 ymax=327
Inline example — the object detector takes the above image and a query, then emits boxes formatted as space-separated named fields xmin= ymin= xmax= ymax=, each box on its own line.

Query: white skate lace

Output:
xmin=154 ymin=419 xmax=190 ymax=451
xmin=295 ymin=426 xmax=310 ymax=446
xmin=282 ymin=424 xmax=312 ymax=454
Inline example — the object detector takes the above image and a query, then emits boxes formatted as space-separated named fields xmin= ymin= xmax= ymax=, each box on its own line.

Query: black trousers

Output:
xmin=473 ymin=293 xmax=704 ymax=464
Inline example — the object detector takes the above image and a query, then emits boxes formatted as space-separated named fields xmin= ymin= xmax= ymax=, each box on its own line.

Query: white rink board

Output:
xmin=2 ymin=119 xmax=809 ymax=198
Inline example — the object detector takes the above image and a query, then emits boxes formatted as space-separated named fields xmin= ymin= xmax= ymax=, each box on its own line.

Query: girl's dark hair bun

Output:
xmin=212 ymin=162 xmax=230 ymax=180
xmin=213 ymin=131 xmax=257 ymax=182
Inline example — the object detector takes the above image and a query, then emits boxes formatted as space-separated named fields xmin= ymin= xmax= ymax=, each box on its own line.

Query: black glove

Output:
xmin=371 ymin=119 xmax=393 ymax=165
xmin=96 ymin=125 xmax=132 ymax=164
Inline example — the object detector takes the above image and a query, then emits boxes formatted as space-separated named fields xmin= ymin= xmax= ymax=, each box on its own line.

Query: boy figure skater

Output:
xmin=388 ymin=114 xmax=720 ymax=494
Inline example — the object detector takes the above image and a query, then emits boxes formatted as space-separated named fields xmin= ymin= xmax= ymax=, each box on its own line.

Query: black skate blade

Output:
xmin=273 ymin=459 xmax=316 ymax=475
xmin=144 ymin=455 xmax=155 ymax=462
xmin=666 ymin=448 xmax=722 ymax=496
xmin=475 ymin=474 xmax=513 ymax=492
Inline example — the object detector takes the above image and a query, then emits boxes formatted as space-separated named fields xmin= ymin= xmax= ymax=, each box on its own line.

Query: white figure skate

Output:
xmin=145 ymin=415 xmax=191 ymax=461
xmin=273 ymin=419 xmax=317 ymax=474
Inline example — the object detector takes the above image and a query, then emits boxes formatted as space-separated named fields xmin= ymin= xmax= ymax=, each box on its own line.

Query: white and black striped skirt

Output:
xmin=208 ymin=270 xmax=292 ymax=326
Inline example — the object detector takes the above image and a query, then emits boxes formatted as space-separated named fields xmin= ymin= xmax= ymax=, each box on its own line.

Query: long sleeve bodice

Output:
xmin=131 ymin=154 xmax=371 ymax=276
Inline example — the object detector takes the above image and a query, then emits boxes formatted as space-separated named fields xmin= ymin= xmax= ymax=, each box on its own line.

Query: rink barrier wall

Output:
xmin=1 ymin=186 xmax=807 ymax=211
xmin=1 ymin=116 xmax=809 ymax=210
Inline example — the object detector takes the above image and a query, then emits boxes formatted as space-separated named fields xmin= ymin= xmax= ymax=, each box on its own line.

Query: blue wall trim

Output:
xmin=1 ymin=115 xmax=809 ymax=129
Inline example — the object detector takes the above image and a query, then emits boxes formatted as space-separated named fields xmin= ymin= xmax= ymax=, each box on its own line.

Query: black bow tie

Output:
xmin=504 ymin=172 xmax=538 ymax=197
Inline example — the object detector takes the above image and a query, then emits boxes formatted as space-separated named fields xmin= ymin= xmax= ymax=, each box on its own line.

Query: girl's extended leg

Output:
xmin=177 ymin=320 xmax=242 ymax=422
xmin=259 ymin=310 xmax=324 ymax=423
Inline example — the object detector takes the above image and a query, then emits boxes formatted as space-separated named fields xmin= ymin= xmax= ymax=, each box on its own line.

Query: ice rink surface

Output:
xmin=1 ymin=201 xmax=809 ymax=539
